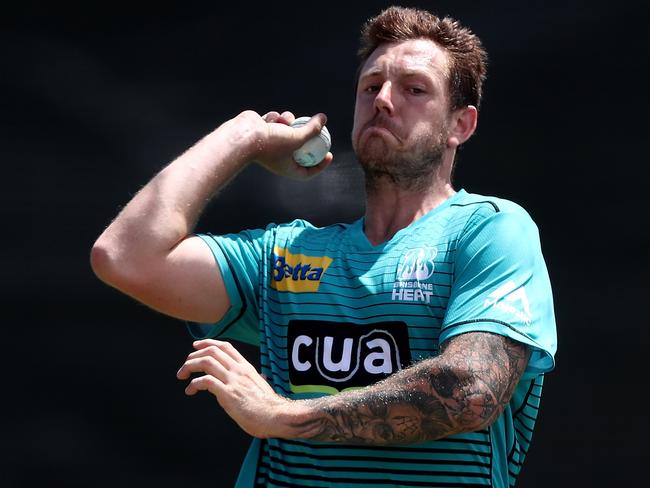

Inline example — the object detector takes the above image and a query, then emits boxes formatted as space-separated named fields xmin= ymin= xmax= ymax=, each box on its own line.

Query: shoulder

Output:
xmin=450 ymin=190 xmax=534 ymax=219
xmin=205 ymin=219 xmax=351 ymax=251
xmin=268 ymin=218 xmax=351 ymax=249
xmin=446 ymin=193 xmax=545 ymax=271
xmin=449 ymin=190 xmax=539 ymax=238
xmin=271 ymin=218 xmax=350 ymax=235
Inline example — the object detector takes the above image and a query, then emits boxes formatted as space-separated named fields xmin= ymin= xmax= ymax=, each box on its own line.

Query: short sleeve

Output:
xmin=440 ymin=210 xmax=557 ymax=374
xmin=185 ymin=229 xmax=266 ymax=346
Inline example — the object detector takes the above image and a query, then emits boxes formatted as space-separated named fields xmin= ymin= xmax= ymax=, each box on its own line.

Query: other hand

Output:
xmin=176 ymin=339 xmax=294 ymax=438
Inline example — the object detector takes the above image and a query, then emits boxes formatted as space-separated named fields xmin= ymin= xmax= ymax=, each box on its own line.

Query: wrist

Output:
xmin=270 ymin=398 xmax=316 ymax=440
xmin=208 ymin=111 xmax=267 ymax=164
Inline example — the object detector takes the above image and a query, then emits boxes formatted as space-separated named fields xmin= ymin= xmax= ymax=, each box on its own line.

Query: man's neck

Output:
xmin=363 ymin=179 xmax=456 ymax=246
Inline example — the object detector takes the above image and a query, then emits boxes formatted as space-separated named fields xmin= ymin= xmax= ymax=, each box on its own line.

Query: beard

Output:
xmin=355 ymin=125 xmax=447 ymax=193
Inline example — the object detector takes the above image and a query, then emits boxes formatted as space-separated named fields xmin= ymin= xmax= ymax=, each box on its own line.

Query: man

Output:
xmin=91 ymin=6 xmax=556 ymax=487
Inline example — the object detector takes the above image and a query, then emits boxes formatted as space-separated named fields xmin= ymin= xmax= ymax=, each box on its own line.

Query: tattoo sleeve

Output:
xmin=290 ymin=332 xmax=530 ymax=445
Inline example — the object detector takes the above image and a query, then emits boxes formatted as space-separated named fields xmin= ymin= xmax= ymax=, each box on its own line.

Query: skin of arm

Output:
xmin=90 ymin=110 xmax=331 ymax=324
xmin=177 ymin=331 xmax=531 ymax=444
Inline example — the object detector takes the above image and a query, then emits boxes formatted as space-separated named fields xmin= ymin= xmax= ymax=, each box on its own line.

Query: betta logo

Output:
xmin=270 ymin=247 xmax=333 ymax=293
xmin=287 ymin=320 xmax=411 ymax=394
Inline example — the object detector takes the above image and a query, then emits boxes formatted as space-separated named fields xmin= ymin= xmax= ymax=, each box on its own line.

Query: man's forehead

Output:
xmin=361 ymin=38 xmax=449 ymax=77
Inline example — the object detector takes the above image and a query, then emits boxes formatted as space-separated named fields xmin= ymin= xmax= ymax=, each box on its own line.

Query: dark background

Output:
xmin=2 ymin=1 xmax=647 ymax=487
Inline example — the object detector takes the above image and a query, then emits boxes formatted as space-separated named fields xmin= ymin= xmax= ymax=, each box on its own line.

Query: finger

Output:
xmin=192 ymin=338 xmax=229 ymax=350
xmin=293 ymin=151 xmax=334 ymax=178
xmin=183 ymin=347 xmax=236 ymax=375
xmin=269 ymin=113 xmax=327 ymax=152
xmin=192 ymin=339 xmax=244 ymax=364
xmin=176 ymin=355 xmax=228 ymax=381
xmin=215 ymin=340 xmax=248 ymax=363
xmin=262 ymin=111 xmax=281 ymax=123
xmin=185 ymin=345 xmax=236 ymax=370
xmin=278 ymin=111 xmax=296 ymax=125
xmin=185 ymin=375 xmax=225 ymax=396
xmin=290 ymin=113 xmax=329 ymax=146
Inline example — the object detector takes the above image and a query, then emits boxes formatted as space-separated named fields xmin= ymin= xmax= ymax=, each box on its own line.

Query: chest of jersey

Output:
xmin=260 ymin=236 xmax=456 ymax=396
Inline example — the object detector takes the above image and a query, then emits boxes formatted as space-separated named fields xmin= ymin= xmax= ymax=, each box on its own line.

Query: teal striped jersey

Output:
xmin=189 ymin=189 xmax=557 ymax=487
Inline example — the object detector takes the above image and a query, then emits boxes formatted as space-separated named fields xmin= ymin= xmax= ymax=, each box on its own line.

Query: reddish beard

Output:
xmin=355 ymin=125 xmax=448 ymax=192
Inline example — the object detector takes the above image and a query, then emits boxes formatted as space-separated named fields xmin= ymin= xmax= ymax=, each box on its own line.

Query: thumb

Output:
xmin=293 ymin=113 xmax=328 ymax=142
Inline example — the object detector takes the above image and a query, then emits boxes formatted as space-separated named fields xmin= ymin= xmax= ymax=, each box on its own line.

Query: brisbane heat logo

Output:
xmin=287 ymin=320 xmax=411 ymax=394
xmin=392 ymin=246 xmax=438 ymax=304
xmin=270 ymin=247 xmax=333 ymax=293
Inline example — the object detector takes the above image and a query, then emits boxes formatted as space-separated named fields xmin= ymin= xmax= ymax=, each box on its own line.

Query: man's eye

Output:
xmin=409 ymin=87 xmax=425 ymax=94
xmin=365 ymin=85 xmax=380 ymax=93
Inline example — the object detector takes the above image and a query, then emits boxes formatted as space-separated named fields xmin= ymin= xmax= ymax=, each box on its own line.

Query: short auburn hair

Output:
xmin=357 ymin=6 xmax=487 ymax=111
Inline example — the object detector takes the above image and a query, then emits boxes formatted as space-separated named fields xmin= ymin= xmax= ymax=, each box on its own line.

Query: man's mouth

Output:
xmin=364 ymin=116 xmax=401 ymax=141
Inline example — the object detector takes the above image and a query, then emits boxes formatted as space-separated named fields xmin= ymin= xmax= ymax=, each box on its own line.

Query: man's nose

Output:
xmin=373 ymin=81 xmax=394 ymax=114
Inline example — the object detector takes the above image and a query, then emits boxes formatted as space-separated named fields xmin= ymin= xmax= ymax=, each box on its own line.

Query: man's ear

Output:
xmin=447 ymin=105 xmax=478 ymax=149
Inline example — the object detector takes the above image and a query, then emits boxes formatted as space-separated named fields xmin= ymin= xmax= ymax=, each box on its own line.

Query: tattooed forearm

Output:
xmin=291 ymin=332 xmax=530 ymax=445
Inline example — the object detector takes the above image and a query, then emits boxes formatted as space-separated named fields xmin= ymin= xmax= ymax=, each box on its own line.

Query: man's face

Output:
xmin=352 ymin=39 xmax=452 ymax=187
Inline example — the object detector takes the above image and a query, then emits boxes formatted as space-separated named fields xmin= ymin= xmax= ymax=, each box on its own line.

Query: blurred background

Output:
xmin=2 ymin=1 xmax=647 ymax=486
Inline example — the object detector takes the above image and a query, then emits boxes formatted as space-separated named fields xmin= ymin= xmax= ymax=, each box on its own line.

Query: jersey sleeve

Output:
xmin=439 ymin=210 xmax=557 ymax=374
xmin=185 ymin=229 xmax=266 ymax=346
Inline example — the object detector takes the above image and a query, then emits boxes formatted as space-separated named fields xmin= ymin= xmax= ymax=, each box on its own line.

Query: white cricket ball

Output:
xmin=290 ymin=116 xmax=332 ymax=167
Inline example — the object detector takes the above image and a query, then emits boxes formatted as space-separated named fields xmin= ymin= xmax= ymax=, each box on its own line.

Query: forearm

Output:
xmin=95 ymin=121 xmax=253 ymax=260
xmin=91 ymin=111 xmax=329 ymax=316
xmin=287 ymin=360 xmax=469 ymax=444
xmin=283 ymin=334 xmax=530 ymax=445
xmin=93 ymin=110 xmax=329 ymax=269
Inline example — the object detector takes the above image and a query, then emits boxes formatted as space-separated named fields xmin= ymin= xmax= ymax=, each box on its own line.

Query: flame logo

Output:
xmin=396 ymin=247 xmax=438 ymax=282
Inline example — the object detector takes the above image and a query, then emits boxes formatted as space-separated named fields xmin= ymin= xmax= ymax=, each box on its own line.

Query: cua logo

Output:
xmin=270 ymin=247 xmax=333 ymax=293
xmin=287 ymin=320 xmax=411 ymax=394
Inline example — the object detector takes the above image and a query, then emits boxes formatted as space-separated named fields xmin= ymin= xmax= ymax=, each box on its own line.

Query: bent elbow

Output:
xmin=90 ymin=237 xmax=139 ymax=291
xmin=456 ymin=387 xmax=507 ymax=433
xmin=90 ymin=239 xmax=118 ymax=286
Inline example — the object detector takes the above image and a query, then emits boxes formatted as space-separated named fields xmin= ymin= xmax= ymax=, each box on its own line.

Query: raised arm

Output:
xmin=90 ymin=111 xmax=331 ymax=323
xmin=176 ymin=331 xmax=530 ymax=444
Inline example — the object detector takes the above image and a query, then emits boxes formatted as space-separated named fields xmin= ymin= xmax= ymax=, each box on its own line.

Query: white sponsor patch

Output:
xmin=484 ymin=280 xmax=532 ymax=325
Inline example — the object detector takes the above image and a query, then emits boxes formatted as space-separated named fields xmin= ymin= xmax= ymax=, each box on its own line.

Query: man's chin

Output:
xmin=356 ymin=139 xmax=395 ymax=167
xmin=357 ymin=154 xmax=392 ymax=172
